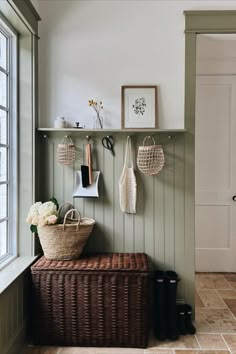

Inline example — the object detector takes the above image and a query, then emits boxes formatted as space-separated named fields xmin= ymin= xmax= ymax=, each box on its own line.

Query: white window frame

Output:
xmin=0 ymin=15 xmax=18 ymax=270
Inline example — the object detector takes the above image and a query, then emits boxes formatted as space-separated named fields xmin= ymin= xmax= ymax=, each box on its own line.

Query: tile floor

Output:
xmin=23 ymin=273 xmax=236 ymax=354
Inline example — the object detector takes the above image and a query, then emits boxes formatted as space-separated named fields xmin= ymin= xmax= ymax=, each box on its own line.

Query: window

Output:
xmin=0 ymin=16 xmax=17 ymax=268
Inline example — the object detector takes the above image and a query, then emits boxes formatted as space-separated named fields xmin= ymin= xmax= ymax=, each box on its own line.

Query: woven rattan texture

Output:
xmin=57 ymin=143 xmax=76 ymax=165
xmin=31 ymin=253 xmax=151 ymax=348
xmin=31 ymin=253 xmax=150 ymax=272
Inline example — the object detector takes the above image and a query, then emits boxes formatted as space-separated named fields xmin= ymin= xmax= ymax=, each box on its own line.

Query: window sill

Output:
xmin=0 ymin=255 xmax=39 ymax=294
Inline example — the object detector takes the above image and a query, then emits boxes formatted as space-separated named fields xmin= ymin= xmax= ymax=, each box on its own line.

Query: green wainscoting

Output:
xmin=0 ymin=271 xmax=31 ymax=354
xmin=38 ymin=131 xmax=188 ymax=302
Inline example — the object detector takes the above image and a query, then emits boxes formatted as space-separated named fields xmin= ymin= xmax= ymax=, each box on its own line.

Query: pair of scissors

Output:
xmin=102 ymin=135 xmax=115 ymax=156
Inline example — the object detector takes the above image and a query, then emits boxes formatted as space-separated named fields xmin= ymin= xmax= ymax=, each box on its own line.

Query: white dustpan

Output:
xmin=73 ymin=171 xmax=100 ymax=198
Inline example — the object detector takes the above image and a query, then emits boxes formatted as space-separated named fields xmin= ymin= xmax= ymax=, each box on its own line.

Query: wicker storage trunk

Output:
xmin=31 ymin=253 xmax=151 ymax=348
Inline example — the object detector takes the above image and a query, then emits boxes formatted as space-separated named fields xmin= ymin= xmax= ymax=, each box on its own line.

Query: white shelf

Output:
xmin=37 ymin=128 xmax=186 ymax=133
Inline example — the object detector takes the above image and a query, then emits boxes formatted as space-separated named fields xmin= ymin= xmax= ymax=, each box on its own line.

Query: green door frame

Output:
xmin=184 ymin=11 xmax=236 ymax=309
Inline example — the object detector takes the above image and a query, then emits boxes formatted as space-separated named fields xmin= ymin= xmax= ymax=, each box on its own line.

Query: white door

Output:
xmin=195 ymin=76 xmax=236 ymax=272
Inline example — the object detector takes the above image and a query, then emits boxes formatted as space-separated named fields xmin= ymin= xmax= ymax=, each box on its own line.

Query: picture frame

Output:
xmin=121 ymin=85 xmax=158 ymax=129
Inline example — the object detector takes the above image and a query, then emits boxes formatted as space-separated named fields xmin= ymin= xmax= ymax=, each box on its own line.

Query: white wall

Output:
xmin=38 ymin=0 xmax=236 ymax=129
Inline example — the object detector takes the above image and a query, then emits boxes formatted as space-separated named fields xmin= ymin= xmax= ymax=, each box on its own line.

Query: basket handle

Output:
xmin=63 ymin=208 xmax=81 ymax=231
xmin=61 ymin=135 xmax=74 ymax=145
xmin=143 ymin=136 xmax=156 ymax=146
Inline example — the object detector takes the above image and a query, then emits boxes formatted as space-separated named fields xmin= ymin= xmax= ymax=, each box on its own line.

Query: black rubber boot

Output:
xmin=153 ymin=271 xmax=167 ymax=341
xmin=185 ymin=304 xmax=196 ymax=334
xmin=177 ymin=304 xmax=187 ymax=335
xmin=166 ymin=271 xmax=179 ymax=341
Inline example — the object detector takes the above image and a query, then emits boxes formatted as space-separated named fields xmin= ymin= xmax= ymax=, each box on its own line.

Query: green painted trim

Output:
xmin=185 ymin=29 xmax=236 ymax=33
xmin=185 ymin=10 xmax=236 ymax=33
xmin=7 ymin=0 xmax=40 ymax=35
xmin=184 ymin=10 xmax=236 ymax=16
xmin=184 ymin=31 xmax=196 ymax=313
xmin=184 ymin=10 xmax=236 ymax=316
xmin=24 ymin=0 xmax=41 ymax=21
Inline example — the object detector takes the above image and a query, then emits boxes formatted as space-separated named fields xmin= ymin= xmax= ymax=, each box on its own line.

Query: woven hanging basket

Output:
xmin=57 ymin=135 xmax=76 ymax=165
xmin=137 ymin=136 xmax=165 ymax=176
xmin=37 ymin=209 xmax=95 ymax=260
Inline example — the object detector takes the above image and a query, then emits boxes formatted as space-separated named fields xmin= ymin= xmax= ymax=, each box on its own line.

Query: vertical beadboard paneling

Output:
xmin=134 ymin=134 xmax=145 ymax=253
xmin=73 ymin=138 xmax=85 ymax=221
xmin=0 ymin=271 xmax=30 ymax=354
xmin=143 ymin=173 xmax=155 ymax=259
xmin=53 ymin=136 xmax=64 ymax=206
xmin=39 ymin=131 xmax=189 ymax=303
xmin=154 ymin=159 xmax=165 ymax=268
xmin=113 ymin=136 xmax=125 ymax=252
xmin=163 ymin=138 xmax=175 ymax=270
xmin=174 ymin=134 xmax=185 ymax=299
xmin=103 ymin=140 xmax=115 ymax=252
xmin=87 ymin=137 xmax=105 ymax=252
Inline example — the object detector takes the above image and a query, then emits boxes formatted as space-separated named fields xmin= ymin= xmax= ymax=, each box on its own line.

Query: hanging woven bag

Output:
xmin=57 ymin=135 xmax=76 ymax=165
xmin=137 ymin=136 xmax=164 ymax=176
xmin=119 ymin=136 xmax=137 ymax=214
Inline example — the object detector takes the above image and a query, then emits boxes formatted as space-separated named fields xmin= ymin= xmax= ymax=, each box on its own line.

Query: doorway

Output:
xmin=195 ymin=34 xmax=236 ymax=272
xmin=184 ymin=9 xmax=236 ymax=315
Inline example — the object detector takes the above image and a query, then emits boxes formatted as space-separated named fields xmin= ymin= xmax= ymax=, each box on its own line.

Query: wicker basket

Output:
xmin=37 ymin=209 xmax=95 ymax=260
xmin=31 ymin=253 xmax=151 ymax=348
xmin=137 ymin=136 xmax=164 ymax=176
xmin=57 ymin=135 xmax=76 ymax=165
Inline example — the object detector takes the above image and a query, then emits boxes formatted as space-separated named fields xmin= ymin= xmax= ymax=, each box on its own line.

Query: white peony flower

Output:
xmin=46 ymin=215 xmax=58 ymax=225
xmin=27 ymin=199 xmax=59 ymax=232
xmin=31 ymin=215 xmax=39 ymax=225
xmin=39 ymin=201 xmax=58 ymax=218
xmin=38 ymin=216 xmax=47 ymax=227
xmin=26 ymin=202 xmax=42 ymax=224
xmin=26 ymin=216 xmax=33 ymax=224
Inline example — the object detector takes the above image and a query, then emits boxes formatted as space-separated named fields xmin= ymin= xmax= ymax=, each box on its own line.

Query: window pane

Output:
xmin=0 ymin=71 xmax=7 ymax=107
xmin=0 ymin=110 xmax=6 ymax=144
xmin=0 ymin=221 xmax=7 ymax=256
xmin=0 ymin=147 xmax=7 ymax=182
xmin=0 ymin=184 xmax=7 ymax=219
xmin=0 ymin=32 xmax=7 ymax=70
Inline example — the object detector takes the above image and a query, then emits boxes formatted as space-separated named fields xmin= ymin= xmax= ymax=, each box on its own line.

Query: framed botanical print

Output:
xmin=121 ymin=86 xmax=158 ymax=129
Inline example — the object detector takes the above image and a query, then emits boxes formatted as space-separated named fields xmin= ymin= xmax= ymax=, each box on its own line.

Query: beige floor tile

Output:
xmin=149 ymin=335 xmax=199 ymax=349
xmin=23 ymin=347 xmax=59 ymax=354
xmin=228 ymin=281 xmax=236 ymax=290
xmin=195 ymin=308 xmax=236 ymax=333
xmin=145 ymin=350 xmax=173 ymax=354
xmin=95 ymin=348 xmax=144 ymax=354
xmin=195 ymin=291 xmax=205 ymax=308
xmin=59 ymin=349 xmax=97 ymax=354
xmin=196 ymin=334 xmax=227 ymax=350
xmin=217 ymin=289 xmax=236 ymax=299
xmin=195 ymin=274 xmax=231 ymax=290
xmin=175 ymin=351 xmax=229 ymax=354
xmin=224 ymin=299 xmax=236 ymax=316
xmin=59 ymin=349 xmax=144 ymax=354
xmin=223 ymin=334 xmax=236 ymax=353
xmin=223 ymin=274 xmax=236 ymax=282
xmin=197 ymin=290 xmax=227 ymax=308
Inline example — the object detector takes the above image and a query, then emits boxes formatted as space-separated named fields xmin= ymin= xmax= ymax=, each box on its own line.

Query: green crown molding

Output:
xmin=7 ymin=0 xmax=41 ymax=35
xmin=184 ymin=10 xmax=236 ymax=33
xmin=184 ymin=10 xmax=236 ymax=15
